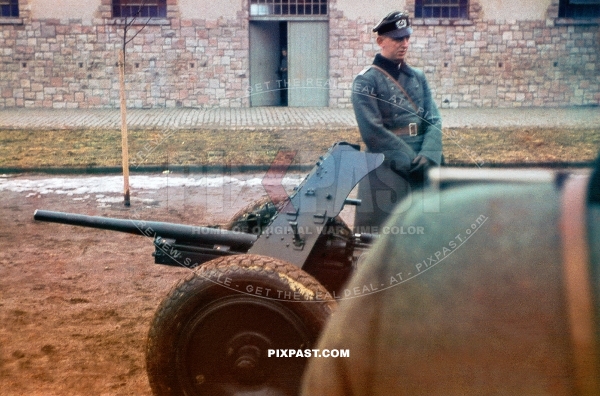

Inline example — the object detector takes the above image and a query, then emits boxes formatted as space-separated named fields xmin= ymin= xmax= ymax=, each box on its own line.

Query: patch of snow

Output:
xmin=0 ymin=174 xmax=304 ymax=198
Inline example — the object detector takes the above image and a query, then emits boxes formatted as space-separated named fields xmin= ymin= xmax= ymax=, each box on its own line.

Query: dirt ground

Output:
xmin=0 ymin=163 xmax=594 ymax=395
xmin=0 ymin=172 xmax=320 ymax=395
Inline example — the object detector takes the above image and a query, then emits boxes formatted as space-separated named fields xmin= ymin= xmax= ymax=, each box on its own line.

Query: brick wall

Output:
xmin=0 ymin=0 xmax=250 ymax=109
xmin=328 ymin=0 xmax=600 ymax=108
xmin=0 ymin=0 xmax=598 ymax=109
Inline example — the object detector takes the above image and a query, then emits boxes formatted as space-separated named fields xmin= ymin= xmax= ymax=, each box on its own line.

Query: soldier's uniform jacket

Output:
xmin=352 ymin=54 xmax=442 ymax=173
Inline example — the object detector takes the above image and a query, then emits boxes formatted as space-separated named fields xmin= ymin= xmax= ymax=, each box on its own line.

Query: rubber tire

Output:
xmin=223 ymin=196 xmax=285 ymax=234
xmin=146 ymin=254 xmax=337 ymax=396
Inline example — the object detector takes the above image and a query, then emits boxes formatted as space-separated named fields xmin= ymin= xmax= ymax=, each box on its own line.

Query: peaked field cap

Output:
xmin=373 ymin=11 xmax=413 ymax=39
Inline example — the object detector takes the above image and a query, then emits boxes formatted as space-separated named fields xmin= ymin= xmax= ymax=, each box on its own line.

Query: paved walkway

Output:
xmin=0 ymin=106 xmax=599 ymax=130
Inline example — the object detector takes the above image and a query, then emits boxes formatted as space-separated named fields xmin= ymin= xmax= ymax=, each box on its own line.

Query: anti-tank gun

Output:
xmin=34 ymin=142 xmax=384 ymax=396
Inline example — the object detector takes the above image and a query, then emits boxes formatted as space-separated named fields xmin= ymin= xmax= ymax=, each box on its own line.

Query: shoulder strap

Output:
xmin=560 ymin=174 xmax=599 ymax=396
xmin=370 ymin=64 xmax=419 ymax=113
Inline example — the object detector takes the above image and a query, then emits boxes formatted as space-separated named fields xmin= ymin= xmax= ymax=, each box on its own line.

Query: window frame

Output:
xmin=249 ymin=0 xmax=328 ymax=17
xmin=0 ymin=0 xmax=19 ymax=18
xmin=414 ymin=0 xmax=469 ymax=20
xmin=112 ymin=0 xmax=167 ymax=19
xmin=558 ymin=0 xmax=600 ymax=19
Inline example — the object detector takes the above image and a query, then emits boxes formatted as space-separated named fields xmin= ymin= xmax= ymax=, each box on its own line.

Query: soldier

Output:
xmin=352 ymin=11 xmax=442 ymax=232
xmin=301 ymin=157 xmax=600 ymax=395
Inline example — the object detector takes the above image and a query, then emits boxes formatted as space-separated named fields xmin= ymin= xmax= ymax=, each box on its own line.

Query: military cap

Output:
xmin=372 ymin=11 xmax=413 ymax=39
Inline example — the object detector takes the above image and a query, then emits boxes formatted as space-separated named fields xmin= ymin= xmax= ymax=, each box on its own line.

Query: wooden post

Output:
xmin=119 ymin=49 xmax=131 ymax=206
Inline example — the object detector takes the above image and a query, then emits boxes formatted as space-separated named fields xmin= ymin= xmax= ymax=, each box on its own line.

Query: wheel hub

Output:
xmin=227 ymin=332 xmax=272 ymax=384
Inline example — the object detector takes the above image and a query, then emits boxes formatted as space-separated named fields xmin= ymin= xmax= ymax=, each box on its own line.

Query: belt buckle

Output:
xmin=409 ymin=123 xmax=417 ymax=137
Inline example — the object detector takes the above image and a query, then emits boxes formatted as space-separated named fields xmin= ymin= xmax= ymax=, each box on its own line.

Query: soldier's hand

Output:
xmin=410 ymin=155 xmax=430 ymax=172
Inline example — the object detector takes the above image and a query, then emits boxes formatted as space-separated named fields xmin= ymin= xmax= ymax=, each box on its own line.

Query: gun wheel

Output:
xmin=224 ymin=196 xmax=286 ymax=235
xmin=146 ymin=254 xmax=336 ymax=396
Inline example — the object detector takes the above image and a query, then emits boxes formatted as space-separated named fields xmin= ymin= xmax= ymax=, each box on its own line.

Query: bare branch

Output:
xmin=124 ymin=0 xmax=152 ymax=46
xmin=126 ymin=17 xmax=152 ymax=45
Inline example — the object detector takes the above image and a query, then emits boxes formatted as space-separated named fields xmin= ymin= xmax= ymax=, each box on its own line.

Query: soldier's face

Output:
xmin=377 ymin=35 xmax=410 ymax=63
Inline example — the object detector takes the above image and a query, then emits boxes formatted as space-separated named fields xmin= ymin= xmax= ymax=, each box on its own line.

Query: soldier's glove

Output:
xmin=388 ymin=157 xmax=412 ymax=179
xmin=410 ymin=155 xmax=430 ymax=173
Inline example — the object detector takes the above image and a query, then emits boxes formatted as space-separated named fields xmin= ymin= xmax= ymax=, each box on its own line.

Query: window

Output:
xmin=113 ymin=0 xmax=167 ymax=18
xmin=250 ymin=0 xmax=328 ymax=16
xmin=0 ymin=0 xmax=19 ymax=18
xmin=414 ymin=0 xmax=469 ymax=19
xmin=559 ymin=0 xmax=600 ymax=18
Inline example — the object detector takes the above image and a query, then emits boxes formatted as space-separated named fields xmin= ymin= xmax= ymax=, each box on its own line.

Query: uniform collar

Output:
xmin=373 ymin=54 xmax=413 ymax=79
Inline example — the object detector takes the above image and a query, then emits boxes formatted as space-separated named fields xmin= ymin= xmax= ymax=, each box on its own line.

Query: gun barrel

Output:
xmin=33 ymin=209 xmax=257 ymax=251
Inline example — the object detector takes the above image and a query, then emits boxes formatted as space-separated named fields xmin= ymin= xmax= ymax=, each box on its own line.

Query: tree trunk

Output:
xmin=119 ymin=49 xmax=131 ymax=206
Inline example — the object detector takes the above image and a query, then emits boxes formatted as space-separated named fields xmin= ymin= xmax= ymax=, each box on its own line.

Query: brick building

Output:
xmin=0 ymin=0 xmax=598 ymax=109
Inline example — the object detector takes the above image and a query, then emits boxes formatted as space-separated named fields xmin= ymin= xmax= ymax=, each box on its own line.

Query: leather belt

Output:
xmin=391 ymin=123 xmax=420 ymax=137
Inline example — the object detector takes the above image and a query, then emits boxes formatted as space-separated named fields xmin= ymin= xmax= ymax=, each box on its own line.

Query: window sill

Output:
xmin=413 ymin=18 xmax=473 ymax=26
xmin=0 ymin=17 xmax=23 ymax=25
xmin=555 ymin=17 xmax=600 ymax=26
xmin=109 ymin=17 xmax=170 ymax=26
